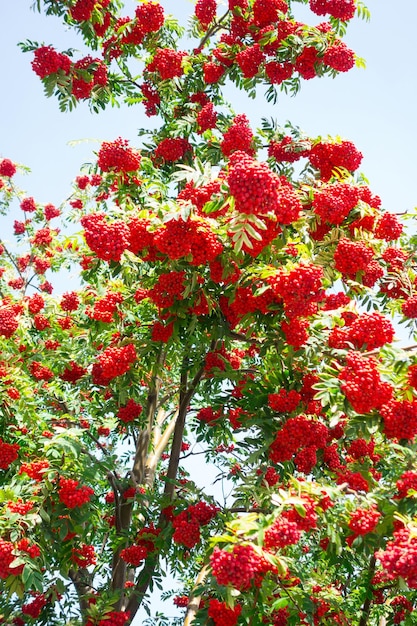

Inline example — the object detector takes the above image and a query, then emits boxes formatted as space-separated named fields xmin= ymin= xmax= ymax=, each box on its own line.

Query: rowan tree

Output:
xmin=1 ymin=1 xmax=417 ymax=625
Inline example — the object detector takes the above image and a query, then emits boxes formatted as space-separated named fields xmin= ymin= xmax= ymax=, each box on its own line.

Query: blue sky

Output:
xmin=1 ymin=1 xmax=417 ymax=623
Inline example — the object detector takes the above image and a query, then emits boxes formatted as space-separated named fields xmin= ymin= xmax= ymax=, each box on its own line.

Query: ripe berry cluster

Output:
xmin=58 ymin=477 xmax=94 ymax=509
xmin=0 ymin=438 xmax=19 ymax=470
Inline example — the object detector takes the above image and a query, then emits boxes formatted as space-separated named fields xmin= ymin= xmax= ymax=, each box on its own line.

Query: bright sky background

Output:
xmin=1 ymin=1 xmax=417 ymax=624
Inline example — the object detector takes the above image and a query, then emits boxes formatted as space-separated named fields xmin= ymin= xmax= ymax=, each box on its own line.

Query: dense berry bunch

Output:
xmin=154 ymin=137 xmax=191 ymax=162
xmin=58 ymin=478 xmax=94 ymax=508
xmin=0 ymin=539 xmax=23 ymax=578
xmin=135 ymin=1 xmax=165 ymax=33
xmin=60 ymin=361 xmax=87 ymax=383
xmin=7 ymin=499 xmax=34 ymax=515
xmin=265 ymin=60 xmax=293 ymax=83
xmin=151 ymin=320 xmax=174 ymax=342
xmin=197 ymin=101 xmax=217 ymax=132
xmin=309 ymin=0 xmax=355 ymax=21
xmin=86 ymin=291 xmax=123 ymax=323
xmin=22 ymin=592 xmax=47 ymax=618
xmin=269 ymin=415 xmax=328 ymax=465
xmin=252 ymin=0 xmax=288 ymax=26
xmin=323 ymin=41 xmax=355 ymax=72
xmin=396 ymin=471 xmax=417 ymax=498
xmin=338 ymin=352 xmax=393 ymax=414
xmin=236 ymin=43 xmax=265 ymax=78
xmin=71 ymin=543 xmax=97 ymax=567
xmin=374 ymin=212 xmax=403 ymax=241
xmin=268 ymin=136 xmax=311 ymax=162
xmin=149 ymin=271 xmax=185 ymax=308
xmin=97 ymin=344 xmax=137 ymax=382
xmin=31 ymin=46 xmax=71 ymax=78
xmin=19 ymin=460 xmax=49 ymax=481
xmin=348 ymin=507 xmax=380 ymax=536
xmin=195 ymin=0 xmax=217 ymax=27
xmin=376 ymin=528 xmax=417 ymax=588
xmin=329 ymin=312 xmax=395 ymax=351
xmin=196 ymin=406 xmax=222 ymax=423
xmin=210 ymin=544 xmax=270 ymax=590
xmin=117 ymin=399 xmax=143 ymax=423
xmin=0 ymin=158 xmax=17 ymax=177
xmin=380 ymin=400 xmax=417 ymax=441
xmin=172 ymin=511 xmax=201 ymax=548
xmin=69 ymin=0 xmax=96 ymax=21
xmin=81 ymin=214 xmax=130 ymax=262
xmin=333 ymin=238 xmax=374 ymax=276
xmin=120 ymin=544 xmax=148 ymax=566
xmin=313 ymin=182 xmax=359 ymax=225
xmin=268 ymin=389 xmax=301 ymax=413
xmin=0 ymin=306 xmax=20 ymax=338
xmin=269 ymin=263 xmax=323 ymax=318
xmin=264 ymin=517 xmax=301 ymax=549
xmin=227 ymin=151 xmax=284 ymax=215
xmin=281 ymin=317 xmax=309 ymax=349
xmin=221 ymin=115 xmax=255 ymax=156
xmin=147 ymin=48 xmax=187 ymax=79
xmin=87 ymin=611 xmax=130 ymax=626
xmin=97 ymin=138 xmax=141 ymax=173
xmin=309 ymin=140 xmax=362 ymax=180
xmin=208 ymin=599 xmax=242 ymax=626
xmin=0 ymin=439 xmax=20 ymax=470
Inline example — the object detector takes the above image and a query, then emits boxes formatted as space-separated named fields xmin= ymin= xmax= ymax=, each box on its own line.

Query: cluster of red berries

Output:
xmin=135 ymin=1 xmax=165 ymax=34
xmin=268 ymin=136 xmax=311 ymax=163
xmin=86 ymin=611 xmax=130 ymax=626
xmin=197 ymin=101 xmax=217 ymax=132
xmin=72 ymin=56 xmax=108 ymax=100
xmin=172 ymin=501 xmax=219 ymax=548
xmin=60 ymin=361 xmax=88 ymax=383
xmin=210 ymin=543 xmax=271 ymax=590
xmin=146 ymin=48 xmax=187 ymax=80
xmin=151 ymin=320 xmax=175 ymax=342
xmin=269 ymin=414 xmax=328 ymax=473
xmin=19 ymin=459 xmax=49 ymax=481
xmin=309 ymin=0 xmax=355 ymax=20
xmin=86 ymin=291 xmax=123 ymax=323
xmin=96 ymin=343 xmax=137 ymax=382
xmin=173 ymin=595 xmax=189 ymax=607
xmin=374 ymin=212 xmax=403 ymax=241
xmin=323 ymin=41 xmax=355 ymax=72
xmin=196 ymin=406 xmax=222 ymax=424
xmin=81 ymin=213 xmax=130 ymax=262
xmin=97 ymin=138 xmax=141 ymax=173
xmin=154 ymin=137 xmax=191 ymax=163
xmin=207 ymin=598 xmax=242 ymax=626
xmin=0 ymin=158 xmax=17 ymax=177
xmin=0 ymin=438 xmax=20 ymax=470
xmin=149 ymin=271 xmax=186 ymax=309
xmin=0 ymin=305 xmax=20 ymax=338
xmin=153 ymin=217 xmax=222 ymax=264
xmin=0 ymin=539 xmax=23 ymax=578
xmin=221 ymin=115 xmax=255 ymax=157
xmin=117 ymin=399 xmax=143 ymax=423
xmin=268 ymin=263 xmax=323 ymax=319
xmin=268 ymin=389 xmax=301 ymax=413
xmin=236 ymin=43 xmax=265 ymax=78
xmin=328 ymin=312 xmax=395 ymax=351
xmin=313 ymin=182 xmax=359 ymax=225
xmin=58 ymin=477 xmax=94 ymax=508
xmin=7 ymin=499 xmax=34 ymax=515
xmin=309 ymin=140 xmax=362 ymax=180
xmin=30 ymin=360 xmax=54 ymax=381
xmin=339 ymin=352 xmax=393 ymax=414
xmin=31 ymin=45 xmax=71 ymax=78
xmin=348 ymin=506 xmax=380 ymax=536
xmin=120 ymin=544 xmax=148 ymax=566
xmin=71 ymin=543 xmax=97 ymax=567
xmin=264 ymin=516 xmax=301 ymax=550
xmin=333 ymin=238 xmax=374 ymax=277
xmin=377 ymin=528 xmax=417 ymax=588
xmin=195 ymin=0 xmax=217 ymax=28
xmin=22 ymin=592 xmax=48 ymax=618
xmin=380 ymin=400 xmax=417 ymax=441
xmin=396 ymin=471 xmax=417 ymax=499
